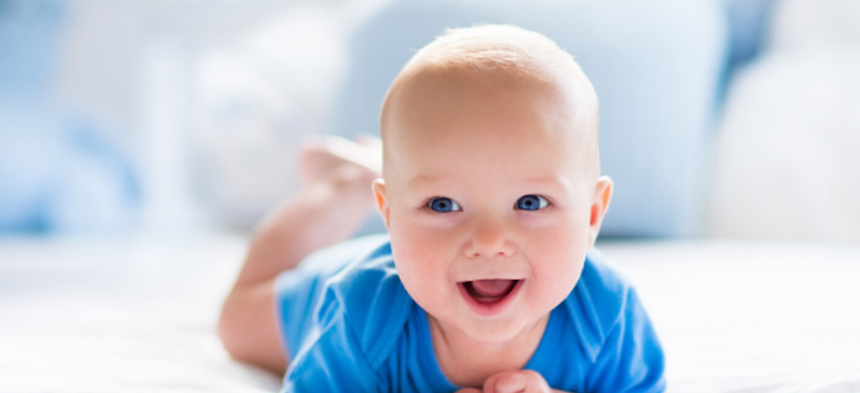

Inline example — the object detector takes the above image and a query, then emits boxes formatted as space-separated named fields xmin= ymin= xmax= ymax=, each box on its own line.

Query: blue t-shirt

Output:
xmin=275 ymin=235 xmax=665 ymax=393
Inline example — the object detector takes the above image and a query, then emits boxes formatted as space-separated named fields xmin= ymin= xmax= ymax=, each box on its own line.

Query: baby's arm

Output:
xmin=218 ymin=136 xmax=381 ymax=374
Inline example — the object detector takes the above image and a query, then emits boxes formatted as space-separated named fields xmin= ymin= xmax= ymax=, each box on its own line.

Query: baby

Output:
xmin=219 ymin=25 xmax=665 ymax=393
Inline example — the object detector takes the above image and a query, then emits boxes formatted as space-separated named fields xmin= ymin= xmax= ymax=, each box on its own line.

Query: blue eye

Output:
xmin=515 ymin=195 xmax=548 ymax=211
xmin=428 ymin=197 xmax=461 ymax=213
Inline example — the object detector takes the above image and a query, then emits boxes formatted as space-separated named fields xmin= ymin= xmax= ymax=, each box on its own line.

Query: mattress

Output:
xmin=1 ymin=233 xmax=858 ymax=392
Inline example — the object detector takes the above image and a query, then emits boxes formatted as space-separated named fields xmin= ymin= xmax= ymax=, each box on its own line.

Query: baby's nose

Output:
xmin=463 ymin=221 xmax=516 ymax=258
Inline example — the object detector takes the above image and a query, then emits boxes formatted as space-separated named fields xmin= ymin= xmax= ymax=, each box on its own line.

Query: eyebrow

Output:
xmin=407 ymin=174 xmax=574 ymax=193
xmin=406 ymin=174 xmax=445 ymax=188
xmin=522 ymin=176 xmax=575 ymax=193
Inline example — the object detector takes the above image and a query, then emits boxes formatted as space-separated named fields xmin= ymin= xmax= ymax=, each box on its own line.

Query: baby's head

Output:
xmin=372 ymin=25 xmax=612 ymax=343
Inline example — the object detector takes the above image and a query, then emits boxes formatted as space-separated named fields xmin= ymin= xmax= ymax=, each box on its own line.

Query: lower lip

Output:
xmin=457 ymin=279 xmax=524 ymax=317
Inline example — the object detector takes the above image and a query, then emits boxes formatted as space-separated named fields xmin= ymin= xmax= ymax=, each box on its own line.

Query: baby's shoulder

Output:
xmin=315 ymin=237 xmax=414 ymax=367
xmin=578 ymin=247 xmax=632 ymax=302
xmin=562 ymin=248 xmax=635 ymax=358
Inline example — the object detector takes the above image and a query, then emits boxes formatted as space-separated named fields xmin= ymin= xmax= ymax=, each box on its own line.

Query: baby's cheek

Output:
xmin=525 ymin=223 xmax=583 ymax=257
xmin=394 ymin=221 xmax=456 ymax=262
xmin=525 ymin=226 xmax=586 ymax=297
xmin=391 ymin=230 xmax=446 ymax=294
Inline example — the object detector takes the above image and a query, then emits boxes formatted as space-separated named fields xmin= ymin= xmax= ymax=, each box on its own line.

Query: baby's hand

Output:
xmin=455 ymin=370 xmax=569 ymax=393
xmin=482 ymin=370 xmax=552 ymax=393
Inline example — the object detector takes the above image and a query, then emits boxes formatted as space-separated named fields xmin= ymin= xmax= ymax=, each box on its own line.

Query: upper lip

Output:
xmin=454 ymin=259 xmax=527 ymax=282
xmin=457 ymin=277 xmax=524 ymax=283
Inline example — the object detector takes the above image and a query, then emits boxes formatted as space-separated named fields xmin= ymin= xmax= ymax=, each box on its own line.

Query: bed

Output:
xmin=3 ymin=233 xmax=858 ymax=393
xmin=3 ymin=0 xmax=859 ymax=390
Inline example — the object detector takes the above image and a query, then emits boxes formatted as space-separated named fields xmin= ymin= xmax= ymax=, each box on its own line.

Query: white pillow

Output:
xmin=707 ymin=0 xmax=860 ymax=243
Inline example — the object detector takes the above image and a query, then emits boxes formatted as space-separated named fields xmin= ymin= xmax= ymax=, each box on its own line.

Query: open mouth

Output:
xmin=458 ymin=279 xmax=523 ymax=316
xmin=463 ymin=279 xmax=519 ymax=303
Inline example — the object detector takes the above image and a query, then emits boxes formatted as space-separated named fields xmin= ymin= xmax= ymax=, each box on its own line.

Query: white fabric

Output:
xmin=601 ymin=241 xmax=860 ymax=393
xmin=1 ymin=234 xmax=859 ymax=392
xmin=0 ymin=234 xmax=280 ymax=393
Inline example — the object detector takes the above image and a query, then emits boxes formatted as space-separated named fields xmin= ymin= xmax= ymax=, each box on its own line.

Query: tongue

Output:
xmin=471 ymin=279 xmax=516 ymax=297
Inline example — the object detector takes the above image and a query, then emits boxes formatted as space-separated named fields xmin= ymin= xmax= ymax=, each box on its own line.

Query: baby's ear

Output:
xmin=372 ymin=179 xmax=391 ymax=228
xmin=588 ymin=176 xmax=613 ymax=245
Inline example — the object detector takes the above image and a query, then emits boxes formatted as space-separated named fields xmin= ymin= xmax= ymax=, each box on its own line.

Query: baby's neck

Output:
xmin=427 ymin=314 xmax=549 ymax=388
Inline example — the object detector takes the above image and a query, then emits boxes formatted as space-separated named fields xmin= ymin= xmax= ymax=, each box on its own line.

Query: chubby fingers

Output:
xmin=483 ymin=370 xmax=552 ymax=393
xmin=456 ymin=389 xmax=483 ymax=393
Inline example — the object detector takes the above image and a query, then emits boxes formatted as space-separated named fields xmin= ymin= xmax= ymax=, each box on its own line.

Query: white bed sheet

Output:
xmin=1 ymin=234 xmax=858 ymax=392
xmin=601 ymin=241 xmax=860 ymax=393
xmin=0 ymin=233 xmax=280 ymax=393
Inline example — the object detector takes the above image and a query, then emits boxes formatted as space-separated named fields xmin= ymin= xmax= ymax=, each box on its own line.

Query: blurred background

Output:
xmin=1 ymin=0 xmax=858 ymax=243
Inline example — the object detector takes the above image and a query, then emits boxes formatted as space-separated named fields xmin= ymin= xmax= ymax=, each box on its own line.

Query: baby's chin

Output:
xmin=435 ymin=310 xmax=549 ymax=346
xmin=464 ymin=324 xmax=532 ymax=345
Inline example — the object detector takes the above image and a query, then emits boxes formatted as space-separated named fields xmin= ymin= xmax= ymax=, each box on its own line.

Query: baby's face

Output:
xmin=375 ymin=70 xmax=608 ymax=344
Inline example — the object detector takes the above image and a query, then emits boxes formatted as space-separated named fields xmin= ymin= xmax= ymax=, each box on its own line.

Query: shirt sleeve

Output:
xmin=281 ymin=304 xmax=382 ymax=393
xmin=585 ymin=287 xmax=666 ymax=393
xmin=276 ymin=235 xmax=391 ymax=359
